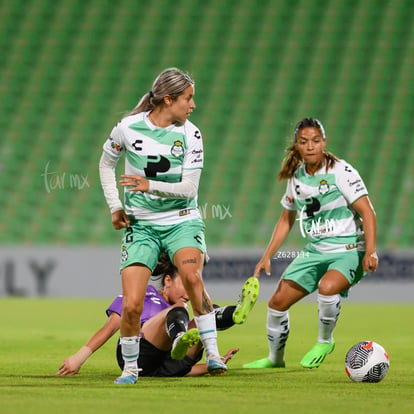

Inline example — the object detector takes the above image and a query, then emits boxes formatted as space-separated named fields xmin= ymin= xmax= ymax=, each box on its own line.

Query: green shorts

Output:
xmin=119 ymin=218 xmax=206 ymax=271
xmin=281 ymin=246 xmax=366 ymax=297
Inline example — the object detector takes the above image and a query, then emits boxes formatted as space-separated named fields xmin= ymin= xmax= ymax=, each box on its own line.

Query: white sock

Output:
xmin=120 ymin=336 xmax=140 ymax=375
xmin=317 ymin=294 xmax=341 ymax=343
xmin=194 ymin=311 xmax=219 ymax=359
xmin=266 ymin=307 xmax=289 ymax=365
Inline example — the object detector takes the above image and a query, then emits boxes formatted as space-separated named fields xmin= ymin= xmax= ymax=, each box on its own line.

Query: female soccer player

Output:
xmin=56 ymin=255 xmax=257 ymax=377
xmin=99 ymin=68 xmax=225 ymax=383
xmin=243 ymin=118 xmax=378 ymax=370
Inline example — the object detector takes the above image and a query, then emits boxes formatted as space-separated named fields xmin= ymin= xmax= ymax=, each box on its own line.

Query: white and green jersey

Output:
xmin=281 ymin=159 xmax=368 ymax=253
xmin=103 ymin=111 xmax=204 ymax=225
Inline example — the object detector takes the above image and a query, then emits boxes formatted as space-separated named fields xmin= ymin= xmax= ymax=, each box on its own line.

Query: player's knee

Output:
xmin=268 ymin=295 xmax=289 ymax=312
xmin=122 ymin=297 xmax=144 ymax=317
xmin=166 ymin=306 xmax=189 ymax=324
xmin=182 ymin=270 xmax=203 ymax=289
xmin=318 ymin=280 xmax=340 ymax=296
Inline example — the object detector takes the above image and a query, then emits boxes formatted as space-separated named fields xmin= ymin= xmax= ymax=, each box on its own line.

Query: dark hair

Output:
xmin=128 ymin=67 xmax=194 ymax=116
xmin=278 ymin=118 xmax=339 ymax=180
xmin=152 ymin=252 xmax=178 ymax=285
xmin=294 ymin=118 xmax=326 ymax=141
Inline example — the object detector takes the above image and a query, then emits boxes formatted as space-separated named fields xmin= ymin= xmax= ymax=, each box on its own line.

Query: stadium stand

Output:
xmin=0 ymin=0 xmax=413 ymax=248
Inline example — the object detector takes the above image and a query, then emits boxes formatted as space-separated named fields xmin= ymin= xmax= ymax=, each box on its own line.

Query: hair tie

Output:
xmin=149 ymin=90 xmax=154 ymax=98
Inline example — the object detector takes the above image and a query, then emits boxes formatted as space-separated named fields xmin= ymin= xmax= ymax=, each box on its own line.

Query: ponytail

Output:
xmin=278 ymin=144 xmax=302 ymax=180
xmin=126 ymin=67 xmax=194 ymax=117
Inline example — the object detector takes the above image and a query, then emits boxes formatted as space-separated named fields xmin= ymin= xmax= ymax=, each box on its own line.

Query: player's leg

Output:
xmin=139 ymin=303 xmax=200 ymax=361
xmin=174 ymin=247 xmax=226 ymax=375
xmin=244 ymin=279 xmax=307 ymax=368
xmin=165 ymin=220 xmax=226 ymax=375
xmin=114 ymin=264 xmax=151 ymax=384
xmin=115 ymin=223 xmax=161 ymax=384
xmin=300 ymin=268 xmax=350 ymax=368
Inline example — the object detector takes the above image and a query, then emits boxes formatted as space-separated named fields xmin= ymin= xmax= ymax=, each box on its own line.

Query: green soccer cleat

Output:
xmin=243 ymin=357 xmax=285 ymax=369
xmin=232 ymin=277 xmax=260 ymax=324
xmin=171 ymin=328 xmax=200 ymax=360
xmin=300 ymin=339 xmax=335 ymax=369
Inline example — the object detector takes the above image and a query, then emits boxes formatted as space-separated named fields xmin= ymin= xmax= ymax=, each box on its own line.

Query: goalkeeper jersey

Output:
xmin=103 ymin=111 xmax=204 ymax=225
xmin=281 ymin=159 xmax=368 ymax=253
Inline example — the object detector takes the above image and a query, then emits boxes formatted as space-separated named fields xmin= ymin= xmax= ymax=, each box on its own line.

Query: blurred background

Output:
xmin=0 ymin=0 xmax=413 ymax=297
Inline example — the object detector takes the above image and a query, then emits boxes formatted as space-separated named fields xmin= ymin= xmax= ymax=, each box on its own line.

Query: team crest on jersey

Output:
xmin=319 ymin=179 xmax=329 ymax=194
xmin=171 ymin=140 xmax=184 ymax=157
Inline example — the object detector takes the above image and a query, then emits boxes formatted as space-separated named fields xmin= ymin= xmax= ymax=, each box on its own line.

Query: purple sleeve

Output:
xmin=106 ymin=295 xmax=123 ymax=317
xmin=141 ymin=285 xmax=171 ymax=324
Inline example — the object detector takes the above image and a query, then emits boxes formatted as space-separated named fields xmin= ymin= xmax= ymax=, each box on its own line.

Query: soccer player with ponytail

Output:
xmin=99 ymin=68 xmax=226 ymax=383
xmin=244 ymin=118 xmax=378 ymax=369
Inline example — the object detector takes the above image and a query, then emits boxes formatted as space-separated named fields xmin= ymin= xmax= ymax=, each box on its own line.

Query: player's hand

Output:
xmin=221 ymin=348 xmax=240 ymax=364
xmin=56 ymin=357 xmax=80 ymax=376
xmin=111 ymin=210 xmax=130 ymax=230
xmin=363 ymin=251 xmax=379 ymax=273
xmin=120 ymin=174 xmax=149 ymax=193
xmin=253 ymin=256 xmax=271 ymax=278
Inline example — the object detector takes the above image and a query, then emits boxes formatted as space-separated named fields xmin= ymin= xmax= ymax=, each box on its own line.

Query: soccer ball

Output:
xmin=344 ymin=341 xmax=390 ymax=382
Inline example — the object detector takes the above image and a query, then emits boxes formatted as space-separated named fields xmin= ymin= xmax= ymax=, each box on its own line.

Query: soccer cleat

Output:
xmin=171 ymin=328 xmax=200 ymax=360
xmin=207 ymin=356 xmax=227 ymax=376
xmin=243 ymin=357 xmax=285 ymax=369
xmin=232 ymin=277 xmax=260 ymax=324
xmin=114 ymin=371 xmax=138 ymax=384
xmin=300 ymin=339 xmax=335 ymax=369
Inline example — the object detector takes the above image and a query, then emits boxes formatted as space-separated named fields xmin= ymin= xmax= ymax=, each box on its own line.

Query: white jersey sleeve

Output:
xmin=148 ymin=168 xmax=201 ymax=199
xmin=99 ymin=152 xmax=123 ymax=213
xmin=102 ymin=122 xmax=125 ymax=159
xmin=182 ymin=123 xmax=204 ymax=170
xmin=280 ymin=179 xmax=296 ymax=211
xmin=335 ymin=160 xmax=368 ymax=205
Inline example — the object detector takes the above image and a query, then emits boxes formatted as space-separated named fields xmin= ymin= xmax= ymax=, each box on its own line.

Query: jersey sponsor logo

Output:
xmin=121 ymin=245 xmax=128 ymax=262
xmin=347 ymin=178 xmax=362 ymax=187
xmin=144 ymin=155 xmax=170 ymax=177
xmin=109 ymin=136 xmax=123 ymax=153
xmin=191 ymin=148 xmax=203 ymax=164
xmin=304 ymin=197 xmax=321 ymax=218
xmin=193 ymin=235 xmax=203 ymax=245
xmin=179 ymin=208 xmax=191 ymax=216
xmin=150 ymin=296 xmax=162 ymax=305
xmin=285 ymin=195 xmax=294 ymax=205
xmin=132 ymin=139 xmax=143 ymax=151
xmin=171 ymin=140 xmax=184 ymax=157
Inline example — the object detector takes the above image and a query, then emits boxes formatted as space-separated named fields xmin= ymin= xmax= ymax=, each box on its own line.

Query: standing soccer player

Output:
xmin=99 ymin=68 xmax=227 ymax=384
xmin=244 ymin=118 xmax=378 ymax=370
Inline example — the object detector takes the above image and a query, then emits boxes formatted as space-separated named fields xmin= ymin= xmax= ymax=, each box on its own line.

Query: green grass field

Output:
xmin=1 ymin=298 xmax=413 ymax=414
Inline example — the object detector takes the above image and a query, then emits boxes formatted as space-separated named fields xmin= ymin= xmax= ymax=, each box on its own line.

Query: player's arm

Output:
xmin=119 ymin=168 xmax=201 ymax=199
xmin=56 ymin=313 xmax=121 ymax=376
xmin=99 ymin=152 xmax=130 ymax=229
xmin=352 ymin=195 xmax=378 ymax=273
xmin=253 ymin=208 xmax=297 ymax=278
